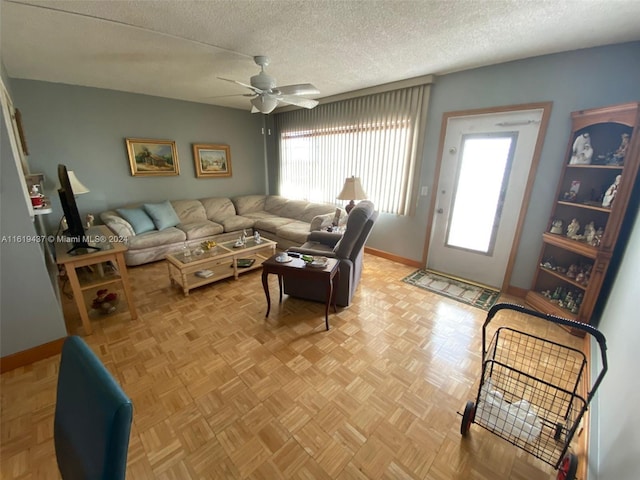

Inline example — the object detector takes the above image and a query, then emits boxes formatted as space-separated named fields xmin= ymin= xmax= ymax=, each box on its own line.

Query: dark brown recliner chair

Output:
xmin=285 ymin=200 xmax=378 ymax=307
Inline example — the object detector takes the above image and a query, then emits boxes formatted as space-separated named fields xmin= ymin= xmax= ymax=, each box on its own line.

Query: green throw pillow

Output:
xmin=143 ymin=200 xmax=181 ymax=230
xmin=116 ymin=207 xmax=156 ymax=234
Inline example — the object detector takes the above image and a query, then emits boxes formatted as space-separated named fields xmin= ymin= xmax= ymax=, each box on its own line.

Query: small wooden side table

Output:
xmin=262 ymin=255 xmax=339 ymax=330
xmin=55 ymin=225 xmax=137 ymax=335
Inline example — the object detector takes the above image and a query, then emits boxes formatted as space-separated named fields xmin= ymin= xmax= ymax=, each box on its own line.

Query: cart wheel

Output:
xmin=557 ymin=453 xmax=578 ymax=480
xmin=460 ymin=401 xmax=475 ymax=436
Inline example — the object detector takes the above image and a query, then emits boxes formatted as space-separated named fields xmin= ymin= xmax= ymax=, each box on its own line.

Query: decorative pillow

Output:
xmin=115 ymin=207 xmax=155 ymax=235
xmin=143 ymin=201 xmax=181 ymax=230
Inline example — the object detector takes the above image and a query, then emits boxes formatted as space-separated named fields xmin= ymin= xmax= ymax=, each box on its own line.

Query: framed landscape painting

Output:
xmin=126 ymin=138 xmax=180 ymax=176
xmin=193 ymin=144 xmax=232 ymax=178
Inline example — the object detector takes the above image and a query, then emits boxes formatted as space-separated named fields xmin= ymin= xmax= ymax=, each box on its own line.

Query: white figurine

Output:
xmin=607 ymin=133 xmax=629 ymax=165
xmin=602 ymin=175 xmax=621 ymax=208
xmin=591 ymin=227 xmax=604 ymax=247
xmin=550 ymin=219 xmax=564 ymax=234
xmin=584 ymin=221 xmax=596 ymax=245
xmin=569 ymin=133 xmax=593 ymax=165
xmin=566 ymin=218 xmax=580 ymax=239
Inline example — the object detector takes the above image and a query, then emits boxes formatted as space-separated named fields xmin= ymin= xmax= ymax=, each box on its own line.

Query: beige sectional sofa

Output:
xmin=100 ymin=195 xmax=344 ymax=266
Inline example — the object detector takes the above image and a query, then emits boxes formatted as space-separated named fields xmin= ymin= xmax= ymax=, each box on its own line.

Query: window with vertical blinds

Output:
xmin=273 ymin=85 xmax=429 ymax=215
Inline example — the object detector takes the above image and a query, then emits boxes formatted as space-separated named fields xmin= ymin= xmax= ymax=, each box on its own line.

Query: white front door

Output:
xmin=427 ymin=107 xmax=548 ymax=288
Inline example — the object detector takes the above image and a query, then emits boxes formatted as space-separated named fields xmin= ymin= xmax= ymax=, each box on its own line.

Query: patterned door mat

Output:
xmin=402 ymin=269 xmax=500 ymax=310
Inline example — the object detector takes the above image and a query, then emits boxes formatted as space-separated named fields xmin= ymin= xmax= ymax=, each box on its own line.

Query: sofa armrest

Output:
xmin=100 ymin=211 xmax=135 ymax=239
xmin=309 ymin=212 xmax=334 ymax=231
xmin=306 ymin=231 xmax=342 ymax=247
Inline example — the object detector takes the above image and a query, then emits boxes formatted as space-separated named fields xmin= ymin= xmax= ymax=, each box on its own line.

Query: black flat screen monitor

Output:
xmin=57 ymin=164 xmax=99 ymax=254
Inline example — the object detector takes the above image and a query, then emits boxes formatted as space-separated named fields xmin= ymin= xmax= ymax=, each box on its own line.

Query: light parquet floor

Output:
xmin=1 ymin=254 xmax=584 ymax=479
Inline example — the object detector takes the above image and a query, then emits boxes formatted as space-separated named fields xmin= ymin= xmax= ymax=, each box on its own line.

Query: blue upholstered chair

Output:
xmin=286 ymin=200 xmax=378 ymax=306
xmin=54 ymin=336 xmax=133 ymax=480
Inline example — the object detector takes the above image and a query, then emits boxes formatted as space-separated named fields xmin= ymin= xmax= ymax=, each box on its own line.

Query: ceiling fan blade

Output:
xmin=207 ymin=93 xmax=255 ymax=99
xmin=217 ymin=77 xmax=263 ymax=94
xmin=275 ymin=83 xmax=320 ymax=96
xmin=276 ymin=95 xmax=319 ymax=109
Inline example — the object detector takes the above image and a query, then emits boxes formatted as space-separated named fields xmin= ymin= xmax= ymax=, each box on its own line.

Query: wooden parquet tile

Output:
xmin=1 ymin=254 xmax=584 ymax=479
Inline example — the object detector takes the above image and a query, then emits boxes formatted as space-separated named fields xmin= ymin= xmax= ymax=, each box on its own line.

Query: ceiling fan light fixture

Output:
xmin=222 ymin=55 xmax=319 ymax=113
xmin=250 ymin=95 xmax=278 ymax=114
xmin=250 ymin=71 xmax=276 ymax=91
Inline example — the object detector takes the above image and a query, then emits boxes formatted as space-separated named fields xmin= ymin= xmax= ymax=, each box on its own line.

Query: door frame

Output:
xmin=422 ymin=102 xmax=553 ymax=291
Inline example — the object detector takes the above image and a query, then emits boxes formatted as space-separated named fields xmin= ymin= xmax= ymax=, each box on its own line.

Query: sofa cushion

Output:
xmin=127 ymin=227 xmax=186 ymax=250
xmin=177 ymin=221 xmax=224 ymax=240
xmin=273 ymin=199 xmax=310 ymax=219
xmin=115 ymin=207 xmax=155 ymax=235
xmin=221 ymin=216 xmax=255 ymax=232
xmin=240 ymin=211 xmax=279 ymax=221
xmin=144 ymin=201 xmax=181 ymax=230
xmin=275 ymin=220 xmax=313 ymax=243
xmin=264 ymin=196 xmax=290 ymax=216
xmin=254 ymin=216 xmax=297 ymax=233
xmin=171 ymin=199 xmax=208 ymax=223
xmin=200 ymin=197 xmax=235 ymax=223
xmin=232 ymin=195 xmax=267 ymax=215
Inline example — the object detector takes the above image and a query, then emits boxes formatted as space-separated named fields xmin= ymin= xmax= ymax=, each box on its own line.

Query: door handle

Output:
xmin=437 ymin=208 xmax=444 ymax=214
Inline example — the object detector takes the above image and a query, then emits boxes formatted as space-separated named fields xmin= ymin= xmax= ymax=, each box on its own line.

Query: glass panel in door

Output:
xmin=446 ymin=133 xmax=516 ymax=255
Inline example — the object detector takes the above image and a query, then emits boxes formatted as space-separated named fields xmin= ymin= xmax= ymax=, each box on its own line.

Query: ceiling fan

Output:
xmin=218 ymin=56 xmax=320 ymax=114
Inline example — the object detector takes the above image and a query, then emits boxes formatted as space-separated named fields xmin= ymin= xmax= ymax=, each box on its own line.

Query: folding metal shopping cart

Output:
xmin=460 ymin=303 xmax=607 ymax=480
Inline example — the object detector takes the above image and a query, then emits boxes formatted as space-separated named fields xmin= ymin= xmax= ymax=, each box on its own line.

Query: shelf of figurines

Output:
xmin=565 ymin=164 xmax=624 ymax=170
xmin=556 ymin=200 xmax=611 ymax=213
xmin=568 ymin=127 xmax=629 ymax=167
xmin=558 ymin=170 xmax=622 ymax=212
xmin=543 ymin=233 xmax=598 ymax=259
xmin=537 ymin=286 xmax=584 ymax=317
xmin=539 ymin=258 xmax=592 ymax=290
xmin=545 ymin=215 xmax=605 ymax=254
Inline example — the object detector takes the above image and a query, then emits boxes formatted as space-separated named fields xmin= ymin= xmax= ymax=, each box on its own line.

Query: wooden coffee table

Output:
xmin=166 ymin=237 xmax=276 ymax=295
xmin=261 ymin=254 xmax=339 ymax=330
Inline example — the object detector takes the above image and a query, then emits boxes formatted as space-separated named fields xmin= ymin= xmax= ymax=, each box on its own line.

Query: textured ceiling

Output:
xmin=2 ymin=0 xmax=640 ymax=113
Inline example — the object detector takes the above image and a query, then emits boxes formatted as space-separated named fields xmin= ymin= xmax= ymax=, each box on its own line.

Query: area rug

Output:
xmin=402 ymin=269 xmax=500 ymax=311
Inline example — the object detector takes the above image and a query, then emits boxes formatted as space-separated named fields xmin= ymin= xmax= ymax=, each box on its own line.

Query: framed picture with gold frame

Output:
xmin=192 ymin=144 xmax=232 ymax=178
xmin=125 ymin=138 xmax=180 ymax=176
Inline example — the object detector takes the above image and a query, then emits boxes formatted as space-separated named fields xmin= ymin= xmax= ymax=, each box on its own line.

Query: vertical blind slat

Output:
xmin=274 ymin=84 xmax=429 ymax=215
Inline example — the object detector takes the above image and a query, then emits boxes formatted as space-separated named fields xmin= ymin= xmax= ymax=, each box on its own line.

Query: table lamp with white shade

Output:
xmin=67 ymin=171 xmax=90 ymax=195
xmin=58 ymin=170 xmax=90 ymax=231
xmin=337 ymin=176 xmax=367 ymax=214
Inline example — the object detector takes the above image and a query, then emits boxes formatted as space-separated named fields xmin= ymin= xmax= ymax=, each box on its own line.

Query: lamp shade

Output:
xmin=68 ymin=171 xmax=90 ymax=195
xmin=337 ymin=176 xmax=367 ymax=213
xmin=250 ymin=96 xmax=278 ymax=114
xmin=337 ymin=176 xmax=367 ymax=201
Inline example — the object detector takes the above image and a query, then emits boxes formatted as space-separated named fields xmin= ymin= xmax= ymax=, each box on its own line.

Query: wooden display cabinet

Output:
xmin=526 ymin=102 xmax=640 ymax=325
